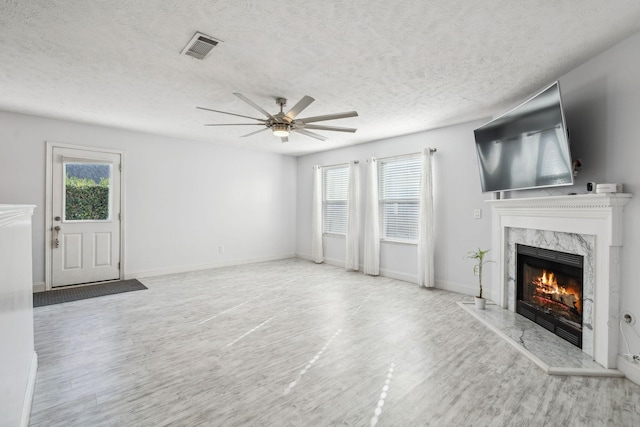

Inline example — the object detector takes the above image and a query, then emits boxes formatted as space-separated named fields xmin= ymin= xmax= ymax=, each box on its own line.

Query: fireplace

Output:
xmin=488 ymin=194 xmax=631 ymax=368
xmin=516 ymin=244 xmax=583 ymax=348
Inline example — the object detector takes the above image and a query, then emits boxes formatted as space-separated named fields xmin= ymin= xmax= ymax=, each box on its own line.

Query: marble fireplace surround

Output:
xmin=486 ymin=194 xmax=632 ymax=369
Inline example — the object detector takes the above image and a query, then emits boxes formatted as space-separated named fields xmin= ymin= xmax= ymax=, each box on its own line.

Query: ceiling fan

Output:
xmin=197 ymin=93 xmax=358 ymax=142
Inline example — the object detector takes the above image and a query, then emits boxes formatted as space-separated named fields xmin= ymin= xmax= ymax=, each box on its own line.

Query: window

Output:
xmin=322 ymin=165 xmax=349 ymax=235
xmin=378 ymin=154 xmax=422 ymax=242
xmin=64 ymin=163 xmax=112 ymax=221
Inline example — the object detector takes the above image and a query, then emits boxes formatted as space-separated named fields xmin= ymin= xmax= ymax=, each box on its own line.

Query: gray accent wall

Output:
xmin=559 ymin=31 xmax=640 ymax=356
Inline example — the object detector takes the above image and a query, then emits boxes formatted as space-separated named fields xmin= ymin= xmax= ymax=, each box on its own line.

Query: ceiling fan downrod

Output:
xmin=275 ymin=97 xmax=287 ymax=112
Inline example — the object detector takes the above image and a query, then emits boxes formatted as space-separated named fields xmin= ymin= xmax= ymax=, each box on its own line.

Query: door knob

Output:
xmin=53 ymin=226 xmax=61 ymax=248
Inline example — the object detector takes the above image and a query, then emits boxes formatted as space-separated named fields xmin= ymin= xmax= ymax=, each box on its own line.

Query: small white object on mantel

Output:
xmin=595 ymin=183 xmax=623 ymax=194
xmin=485 ymin=193 xmax=632 ymax=370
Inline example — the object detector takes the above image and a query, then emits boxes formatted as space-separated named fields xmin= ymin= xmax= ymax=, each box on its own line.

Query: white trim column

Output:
xmin=0 ymin=205 xmax=37 ymax=426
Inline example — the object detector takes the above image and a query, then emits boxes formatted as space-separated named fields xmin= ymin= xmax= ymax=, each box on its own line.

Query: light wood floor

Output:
xmin=31 ymin=259 xmax=640 ymax=426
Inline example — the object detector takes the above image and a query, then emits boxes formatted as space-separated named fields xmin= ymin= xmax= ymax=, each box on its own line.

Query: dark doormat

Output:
xmin=34 ymin=279 xmax=147 ymax=307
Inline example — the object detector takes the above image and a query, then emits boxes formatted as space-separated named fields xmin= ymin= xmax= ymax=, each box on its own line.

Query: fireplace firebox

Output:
xmin=516 ymin=244 xmax=583 ymax=348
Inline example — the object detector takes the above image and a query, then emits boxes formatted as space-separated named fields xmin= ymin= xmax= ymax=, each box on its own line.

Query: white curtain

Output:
xmin=345 ymin=161 xmax=360 ymax=271
xmin=311 ymin=165 xmax=324 ymax=263
xmin=363 ymin=158 xmax=380 ymax=275
xmin=417 ymin=148 xmax=435 ymax=287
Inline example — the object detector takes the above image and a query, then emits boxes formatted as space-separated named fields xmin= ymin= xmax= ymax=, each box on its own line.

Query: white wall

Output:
xmin=0 ymin=111 xmax=297 ymax=284
xmin=296 ymin=121 xmax=493 ymax=297
xmin=297 ymin=29 xmax=640 ymax=364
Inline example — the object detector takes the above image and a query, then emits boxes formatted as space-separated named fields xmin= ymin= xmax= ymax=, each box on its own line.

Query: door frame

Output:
xmin=45 ymin=142 xmax=126 ymax=290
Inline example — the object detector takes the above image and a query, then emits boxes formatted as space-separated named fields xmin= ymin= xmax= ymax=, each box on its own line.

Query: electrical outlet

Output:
xmin=473 ymin=208 xmax=482 ymax=219
xmin=219 ymin=245 xmax=225 ymax=253
xmin=622 ymin=312 xmax=636 ymax=325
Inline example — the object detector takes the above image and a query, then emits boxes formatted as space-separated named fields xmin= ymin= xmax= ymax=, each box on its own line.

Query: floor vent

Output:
xmin=181 ymin=32 xmax=221 ymax=60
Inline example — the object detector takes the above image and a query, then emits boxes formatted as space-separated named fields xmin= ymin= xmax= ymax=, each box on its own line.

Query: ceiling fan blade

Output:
xmin=241 ymin=127 xmax=270 ymax=138
xmin=204 ymin=123 xmax=264 ymax=126
xmin=285 ymin=95 xmax=315 ymax=121
xmin=233 ymin=93 xmax=274 ymax=119
xmin=296 ymin=129 xmax=328 ymax=141
xmin=280 ymin=136 xmax=289 ymax=143
xmin=303 ymin=124 xmax=357 ymax=133
xmin=299 ymin=111 xmax=358 ymax=123
xmin=197 ymin=106 xmax=265 ymax=122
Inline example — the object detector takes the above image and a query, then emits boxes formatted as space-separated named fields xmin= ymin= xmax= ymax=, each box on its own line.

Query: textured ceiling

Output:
xmin=2 ymin=1 xmax=640 ymax=156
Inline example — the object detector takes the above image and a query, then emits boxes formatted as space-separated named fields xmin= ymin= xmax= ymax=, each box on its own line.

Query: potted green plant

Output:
xmin=465 ymin=248 xmax=493 ymax=309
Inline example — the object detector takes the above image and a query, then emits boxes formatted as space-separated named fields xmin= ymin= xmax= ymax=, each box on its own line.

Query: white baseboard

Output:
xmin=322 ymin=256 xmax=344 ymax=268
xmin=295 ymin=253 xmax=417 ymax=284
xmin=436 ymin=279 xmax=491 ymax=300
xmin=295 ymin=252 xmax=312 ymax=261
xmin=617 ymin=354 xmax=640 ymax=386
xmin=295 ymin=252 xmax=341 ymax=266
xmin=378 ymin=267 xmax=417 ymax=284
xmin=126 ymin=253 xmax=296 ymax=279
xmin=295 ymin=253 xmax=345 ymax=267
xmin=21 ymin=351 xmax=37 ymax=427
xmin=32 ymin=282 xmax=45 ymax=293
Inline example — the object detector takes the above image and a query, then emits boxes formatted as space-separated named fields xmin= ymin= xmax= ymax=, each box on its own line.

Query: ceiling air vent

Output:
xmin=180 ymin=32 xmax=221 ymax=60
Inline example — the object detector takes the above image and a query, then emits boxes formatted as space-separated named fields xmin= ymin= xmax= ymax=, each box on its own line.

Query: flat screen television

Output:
xmin=473 ymin=82 xmax=573 ymax=193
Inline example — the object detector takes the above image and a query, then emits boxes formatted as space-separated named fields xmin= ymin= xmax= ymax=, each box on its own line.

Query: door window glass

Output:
xmin=64 ymin=163 xmax=112 ymax=221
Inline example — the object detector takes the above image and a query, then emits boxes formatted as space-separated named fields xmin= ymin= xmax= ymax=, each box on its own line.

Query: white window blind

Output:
xmin=378 ymin=154 xmax=422 ymax=242
xmin=323 ymin=165 xmax=349 ymax=235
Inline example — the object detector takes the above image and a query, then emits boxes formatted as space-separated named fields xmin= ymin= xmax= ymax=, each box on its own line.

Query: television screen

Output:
xmin=473 ymin=82 xmax=573 ymax=193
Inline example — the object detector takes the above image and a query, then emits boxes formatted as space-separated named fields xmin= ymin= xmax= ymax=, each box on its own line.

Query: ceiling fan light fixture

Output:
xmin=272 ymin=123 xmax=290 ymax=137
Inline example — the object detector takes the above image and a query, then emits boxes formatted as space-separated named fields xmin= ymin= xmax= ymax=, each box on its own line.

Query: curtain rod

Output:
xmin=313 ymin=147 xmax=438 ymax=168
xmin=314 ymin=160 xmax=359 ymax=169
xmin=394 ymin=148 xmax=437 ymax=156
xmin=367 ymin=148 xmax=437 ymax=162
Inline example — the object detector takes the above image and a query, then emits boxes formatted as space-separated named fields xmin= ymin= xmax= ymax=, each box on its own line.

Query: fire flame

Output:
xmin=532 ymin=269 xmax=581 ymax=314
xmin=534 ymin=270 xmax=557 ymax=292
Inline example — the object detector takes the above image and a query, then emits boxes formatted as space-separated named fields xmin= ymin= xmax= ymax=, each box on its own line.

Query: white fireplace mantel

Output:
xmin=486 ymin=193 xmax=632 ymax=369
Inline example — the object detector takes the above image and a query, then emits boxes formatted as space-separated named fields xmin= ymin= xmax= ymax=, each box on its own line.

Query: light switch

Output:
xmin=473 ymin=209 xmax=482 ymax=219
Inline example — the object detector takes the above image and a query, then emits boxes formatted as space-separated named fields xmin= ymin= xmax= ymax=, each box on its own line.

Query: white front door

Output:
xmin=51 ymin=147 xmax=121 ymax=287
